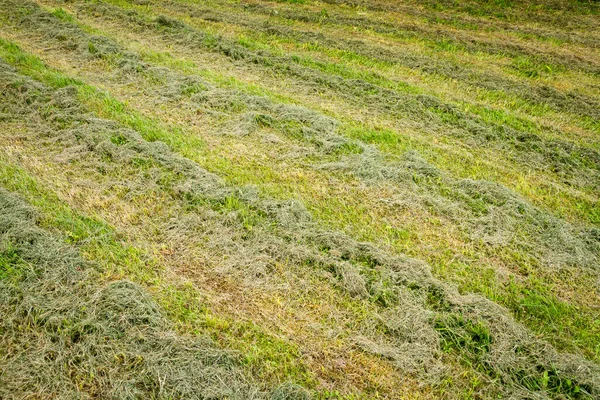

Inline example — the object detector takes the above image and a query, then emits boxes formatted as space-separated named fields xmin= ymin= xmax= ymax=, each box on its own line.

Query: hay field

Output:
xmin=0 ymin=0 xmax=598 ymax=398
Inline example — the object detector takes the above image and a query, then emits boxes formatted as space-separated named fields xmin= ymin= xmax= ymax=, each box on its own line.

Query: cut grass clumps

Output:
xmin=303 ymin=233 xmax=600 ymax=396
xmin=190 ymin=87 xmax=342 ymax=148
xmin=355 ymin=290 xmax=443 ymax=380
xmin=172 ymin=0 xmax=600 ymax=120
xmin=2 ymin=4 xmax=600 ymax=396
xmin=3 ymin=1 xmax=597 ymax=278
xmin=322 ymin=149 xmax=600 ymax=271
xmin=5 ymin=1 xmax=599 ymax=205
xmin=2 ymin=50 xmax=599 ymax=398
xmin=70 ymin=0 xmax=600 ymax=188
xmin=0 ymin=187 xmax=272 ymax=399
xmin=434 ymin=293 xmax=599 ymax=398
xmin=4 ymin=1 xmax=343 ymax=149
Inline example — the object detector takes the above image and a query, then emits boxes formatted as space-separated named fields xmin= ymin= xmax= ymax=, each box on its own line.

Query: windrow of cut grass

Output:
xmin=0 ymin=182 xmax=281 ymax=398
xmin=46 ymin=0 xmax=600 ymax=224
xmin=81 ymin=0 xmax=600 ymax=181
xmin=82 ymin=0 xmax=600 ymax=135
xmin=2 ymin=4 xmax=600 ymax=395
xmin=318 ymin=0 xmax=600 ymax=32
xmin=2 ymin=0 xmax=599 ymax=368
xmin=231 ymin=0 xmax=600 ymax=79
xmin=222 ymin=0 xmax=600 ymax=78
xmin=145 ymin=0 xmax=600 ymax=158
xmin=48 ymin=0 xmax=594 ymax=225
xmin=0 ymin=56 xmax=403 ymax=398
xmin=114 ymin=0 xmax=600 ymax=136
xmin=1 ymin=42 xmax=600 ymax=398
xmin=46 ymin=0 xmax=600 ymax=228
xmin=2 ymin=0 xmax=599 ymax=397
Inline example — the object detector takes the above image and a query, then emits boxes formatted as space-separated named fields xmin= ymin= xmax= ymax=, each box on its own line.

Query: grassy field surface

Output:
xmin=0 ymin=0 xmax=598 ymax=398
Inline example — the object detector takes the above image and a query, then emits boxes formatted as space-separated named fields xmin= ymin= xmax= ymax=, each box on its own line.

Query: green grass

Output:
xmin=82 ymin=0 xmax=600 ymax=225
xmin=7 ymin=29 xmax=595 ymax=365
xmin=0 ymin=151 xmax=316 ymax=392
xmin=1 ymin=0 xmax=599 ymax=397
